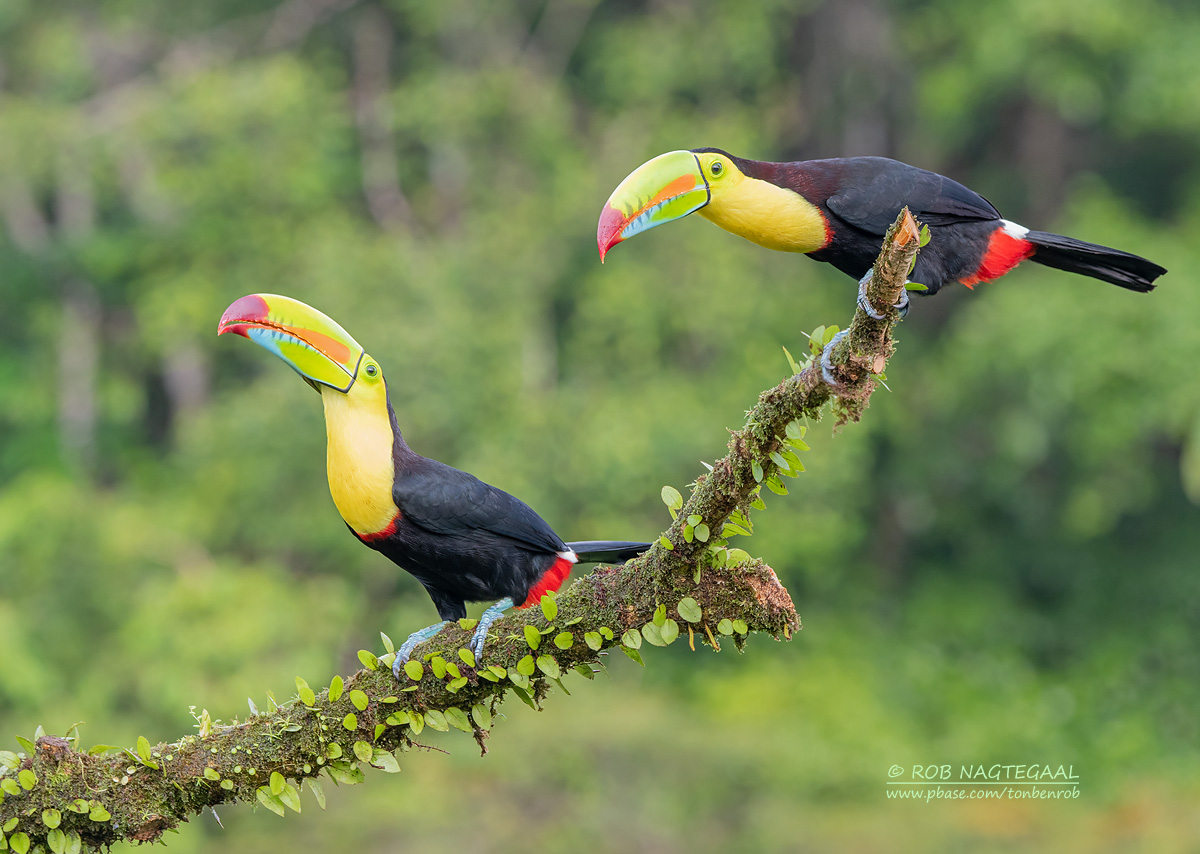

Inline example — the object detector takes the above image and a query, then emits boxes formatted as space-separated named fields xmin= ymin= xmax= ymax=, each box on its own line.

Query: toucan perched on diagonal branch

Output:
xmin=598 ymin=149 xmax=1166 ymax=313
xmin=218 ymin=294 xmax=649 ymax=671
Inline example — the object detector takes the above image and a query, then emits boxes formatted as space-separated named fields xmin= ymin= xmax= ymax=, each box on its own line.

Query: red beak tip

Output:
xmin=218 ymin=294 xmax=271 ymax=336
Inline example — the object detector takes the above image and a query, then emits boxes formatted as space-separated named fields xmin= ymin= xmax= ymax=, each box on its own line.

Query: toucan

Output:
xmin=218 ymin=294 xmax=649 ymax=671
xmin=597 ymin=149 xmax=1166 ymax=313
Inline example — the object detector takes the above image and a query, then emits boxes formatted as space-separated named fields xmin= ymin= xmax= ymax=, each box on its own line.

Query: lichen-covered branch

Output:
xmin=0 ymin=210 xmax=922 ymax=853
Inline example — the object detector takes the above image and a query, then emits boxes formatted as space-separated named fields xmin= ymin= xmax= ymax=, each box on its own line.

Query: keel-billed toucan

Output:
xmin=598 ymin=149 xmax=1166 ymax=309
xmin=218 ymin=294 xmax=648 ymax=670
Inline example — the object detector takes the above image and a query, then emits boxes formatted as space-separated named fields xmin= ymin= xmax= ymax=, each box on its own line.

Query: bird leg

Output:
xmin=820 ymin=329 xmax=850 ymax=387
xmin=393 ymin=620 xmax=448 ymax=677
xmin=855 ymin=269 xmax=910 ymax=319
xmin=470 ymin=597 xmax=514 ymax=663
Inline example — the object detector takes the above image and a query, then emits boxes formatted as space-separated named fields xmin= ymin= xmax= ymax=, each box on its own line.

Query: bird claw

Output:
xmin=856 ymin=269 xmax=909 ymax=319
xmin=820 ymin=329 xmax=850 ymax=387
xmin=469 ymin=597 xmax=514 ymax=664
xmin=392 ymin=621 xmax=448 ymax=679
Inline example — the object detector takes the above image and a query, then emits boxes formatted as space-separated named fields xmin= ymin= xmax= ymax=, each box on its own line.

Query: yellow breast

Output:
xmin=698 ymin=176 xmax=829 ymax=254
xmin=320 ymin=384 xmax=400 ymax=537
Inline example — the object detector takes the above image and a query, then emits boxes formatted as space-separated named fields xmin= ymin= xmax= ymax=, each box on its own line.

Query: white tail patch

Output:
xmin=1002 ymin=220 xmax=1030 ymax=239
xmin=557 ymin=550 xmax=579 ymax=563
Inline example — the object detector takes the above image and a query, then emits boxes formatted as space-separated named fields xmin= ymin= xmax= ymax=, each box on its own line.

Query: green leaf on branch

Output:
xmin=524 ymin=625 xmax=541 ymax=650
xmin=677 ymin=598 xmax=703 ymax=623
xmin=782 ymin=345 xmax=802 ymax=374
xmin=642 ymin=623 xmax=665 ymax=646
xmin=371 ymin=750 xmax=400 ymax=773
xmin=327 ymin=763 xmax=364 ymax=786
xmin=296 ymin=677 xmax=316 ymax=707
xmin=661 ymin=486 xmax=684 ymax=518
xmin=46 ymin=829 xmax=66 ymax=854
xmin=444 ymin=708 xmax=472 ymax=732
xmin=307 ymin=778 xmax=327 ymax=810
xmin=278 ymin=783 xmax=302 ymax=812
xmin=471 ymin=704 xmax=492 ymax=729
xmin=255 ymin=787 xmax=286 ymax=817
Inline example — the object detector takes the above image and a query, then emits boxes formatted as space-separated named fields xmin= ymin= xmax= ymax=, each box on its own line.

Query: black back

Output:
xmin=360 ymin=394 xmax=643 ymax=621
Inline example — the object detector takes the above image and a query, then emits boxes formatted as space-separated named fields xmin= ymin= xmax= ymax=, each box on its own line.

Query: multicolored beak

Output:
xmin=218 ymin=294 xmax=365 ymax=393
xmin=597 ymin=150 xmax=710 ymax=261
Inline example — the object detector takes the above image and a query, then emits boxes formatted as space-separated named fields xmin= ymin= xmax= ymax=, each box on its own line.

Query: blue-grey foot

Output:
xmin=470 ymin=597 xmax=515 ymax=663
xmin=820 ymin=329 xmax=850 ymax=387
xmin=855 ymin=270 xmax=909 ymax=319
xmin=393 ymin=620 xmax=448 ymax=679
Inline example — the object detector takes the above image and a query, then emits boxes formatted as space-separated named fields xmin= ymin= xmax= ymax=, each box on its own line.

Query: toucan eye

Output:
xmin=364 ymin=363 xmax=378 ymax=378
xmin=710 ymin=160 xmax=724 ymax=177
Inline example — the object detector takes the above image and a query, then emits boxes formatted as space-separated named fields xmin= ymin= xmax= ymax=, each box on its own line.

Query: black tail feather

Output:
xmin=1026 ymin=230 xmax=1166 ymax=293
xmin=566 ymin=540 xmax=651 ymax=563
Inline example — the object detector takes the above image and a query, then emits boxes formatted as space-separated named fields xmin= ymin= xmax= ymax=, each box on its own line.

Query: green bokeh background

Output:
xmin=1 ymin=1 xmax=1198 ymax=850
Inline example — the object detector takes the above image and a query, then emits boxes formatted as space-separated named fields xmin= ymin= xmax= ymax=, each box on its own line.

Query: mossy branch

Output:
xmin=0 ymin=210 xmax=922 ymax=852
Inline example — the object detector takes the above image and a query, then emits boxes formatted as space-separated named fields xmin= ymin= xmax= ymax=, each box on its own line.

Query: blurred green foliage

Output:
xmin=1 ymin=0 xmax=1198 ymax=850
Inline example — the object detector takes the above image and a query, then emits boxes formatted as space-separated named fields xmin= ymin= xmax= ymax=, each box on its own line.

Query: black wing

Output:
xmin=824 ymin=157 xmax=1001 ymax=235
xmin=392 ymin=456 xmax=567 ymax=554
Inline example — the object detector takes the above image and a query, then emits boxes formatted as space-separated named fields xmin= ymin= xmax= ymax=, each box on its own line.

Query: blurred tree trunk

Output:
xmin=353 ymin=4 xmax=414 ymax=230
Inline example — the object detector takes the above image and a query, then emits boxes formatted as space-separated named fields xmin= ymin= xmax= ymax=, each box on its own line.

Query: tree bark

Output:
xmin=0 ymin=211 xmax=922 ymax=852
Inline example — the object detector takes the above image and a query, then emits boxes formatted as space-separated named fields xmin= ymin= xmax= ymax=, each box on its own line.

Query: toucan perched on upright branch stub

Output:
xmin=218 ymin=294 xmax=649 ymax=672
xmin=598 ymin=149 xmax=1166 ymax=314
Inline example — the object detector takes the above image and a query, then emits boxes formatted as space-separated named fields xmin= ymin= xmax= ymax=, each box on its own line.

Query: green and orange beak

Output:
xmin=596 ymin=150 xmax=710 ymax=261
xmin=218 ymin=294 xmax=365 ymax=393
